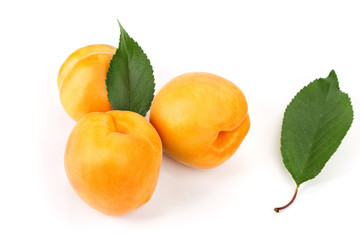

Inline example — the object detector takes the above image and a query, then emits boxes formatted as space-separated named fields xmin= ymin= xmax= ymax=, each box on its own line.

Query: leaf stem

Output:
xmin=274 ymin=185 xmax=299 ymax=213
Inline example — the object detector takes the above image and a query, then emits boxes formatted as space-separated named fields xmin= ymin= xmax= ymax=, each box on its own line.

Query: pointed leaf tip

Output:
xmin=327 ymin=69 xmax=337 ymax=80
xmin=117 ymin=20 xmax=125 ymax=33
xmin=325 ymin=69 xmax=339 ymax=88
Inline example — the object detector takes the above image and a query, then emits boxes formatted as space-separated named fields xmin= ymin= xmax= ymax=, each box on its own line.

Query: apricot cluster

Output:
xmin=59 ymin=44 xmax=249 ymax=216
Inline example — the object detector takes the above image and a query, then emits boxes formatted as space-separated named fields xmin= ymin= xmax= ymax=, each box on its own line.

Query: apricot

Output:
xmin=150 ymin=72 xmax=250 ymax=169
xmin=64 ymin=111 xmax=162 ymax=216
xmin=58 ymin=44 xmax=117 ymax=121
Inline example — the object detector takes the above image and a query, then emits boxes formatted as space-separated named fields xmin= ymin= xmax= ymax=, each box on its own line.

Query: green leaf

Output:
xmin=106 ymin=20 xmax=155 ymax=116
xmin=281 ymin=70 xmax=354 ymax=186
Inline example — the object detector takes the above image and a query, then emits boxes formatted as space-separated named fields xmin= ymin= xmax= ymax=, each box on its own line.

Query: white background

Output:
xmin=1 ymin=0 xmax=360 ymax=239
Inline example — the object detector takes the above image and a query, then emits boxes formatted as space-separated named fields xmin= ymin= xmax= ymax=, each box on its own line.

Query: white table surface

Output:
xmin=1 ymin=0 xmax=359 ymax=239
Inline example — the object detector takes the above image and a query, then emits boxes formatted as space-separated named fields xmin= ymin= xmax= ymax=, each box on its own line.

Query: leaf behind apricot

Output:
xmin=106 ymin=21 xmax=155 ymax=116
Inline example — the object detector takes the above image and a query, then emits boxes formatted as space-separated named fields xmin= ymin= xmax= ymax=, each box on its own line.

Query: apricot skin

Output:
xmin=58 ymin=44 xmax=116 ymax=121
xmin=65 ymin=111 xmax=162 ymax=216
xmin=150 ymin=72 xmax=250 ymax=169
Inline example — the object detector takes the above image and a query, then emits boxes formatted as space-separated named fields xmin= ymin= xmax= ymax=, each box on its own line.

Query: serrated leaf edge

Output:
xmin=106 ymin=21 xmax=155 ymax=116
xmin=280 ymin=70 xmax=354 ymax=186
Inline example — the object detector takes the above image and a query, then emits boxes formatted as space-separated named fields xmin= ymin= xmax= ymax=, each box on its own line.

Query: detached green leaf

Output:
xmin=275 ymin=70 xmax=353 ymax=213
xmin=106 ymin=21 xmax=155 ymax=116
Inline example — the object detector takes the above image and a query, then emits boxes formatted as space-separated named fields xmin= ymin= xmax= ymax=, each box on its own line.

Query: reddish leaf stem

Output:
xmin=274 ymin=186 xmax=299 ymax=213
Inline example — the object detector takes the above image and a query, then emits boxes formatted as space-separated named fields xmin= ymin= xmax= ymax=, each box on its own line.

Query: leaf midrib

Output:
xmin=297 ymin=83 xmax=331 ymax=184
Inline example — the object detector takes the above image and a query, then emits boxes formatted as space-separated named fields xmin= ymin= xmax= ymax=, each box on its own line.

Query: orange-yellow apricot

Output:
xmin=58 ymin=44 xmax=116 ymax=121
xmin=150 ymin=72 xmax=250 ymax=169
xmin=64 ymin=111 xmax=162 ymax=216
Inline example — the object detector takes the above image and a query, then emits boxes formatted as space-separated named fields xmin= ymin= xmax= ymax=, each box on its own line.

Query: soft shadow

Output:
xmin=123 ymin=151 xmax=248 ymax=221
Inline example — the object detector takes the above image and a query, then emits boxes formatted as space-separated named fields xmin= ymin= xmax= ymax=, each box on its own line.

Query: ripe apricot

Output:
xmin=150 ymin=72 xmax=250 ymax=169
xmin=64 ymin=111 xmax=162 ymax=216
xmin=58 ymin=44 xmax=116 ymax=121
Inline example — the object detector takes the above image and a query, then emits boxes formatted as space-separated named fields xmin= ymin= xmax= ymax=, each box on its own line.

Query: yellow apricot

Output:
xmin=58 ymin=44 xmax=116 ymax=121
xmin=64 ymin=111 xmax=162 ymax=216
xmin=150 ymin=72 xmax=250 ymax=169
